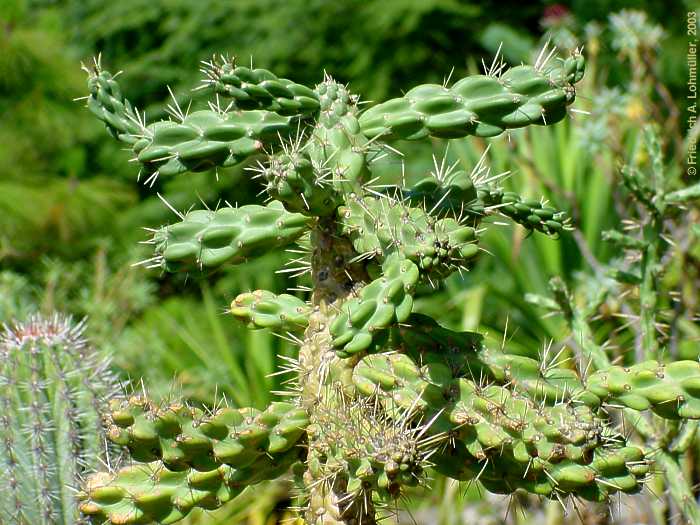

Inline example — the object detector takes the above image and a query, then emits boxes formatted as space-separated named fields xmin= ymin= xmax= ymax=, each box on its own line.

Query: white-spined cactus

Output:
xmin=0 ymin=314 xmax=120 ymax=524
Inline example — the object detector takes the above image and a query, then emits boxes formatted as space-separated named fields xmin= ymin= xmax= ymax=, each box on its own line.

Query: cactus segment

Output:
xmin=330 ymin=254 xmax=419 ymax=357
xmin=307 ymin=78 xmax=371 ymax=190
xmin=587 ymin=361 xmax=700 ymax=420
xmin=353 ymin=353 xmax=648 ymax=500
xmin=359 ymin=53 xmax=585 ymax=140
xmin=103 ymin=397 xmax=308 ymax=471
xmin=254 ymin=150 xmax=341 ymax=216
xmin=152 ymin=201 xmax=313 ymax=272
xmin=338 ymin=194 xmax=479 ymax=278
xmin=382 ymin=170 xmax=568 ymax=236
xmin=479 ymin=187 xmax=569 ymax=235
xmin=132 ymin=109 xmax=298 ymax=179
xmin=201 ymin=56 xmax=320 ymax=117
xmin=78 ymin=448 xmax=300 ymax=525
xmin=230 ymin=290 xmax=311 ymax=332
xmin=0 ymin=315 xmax=119 ymax=524
xmin=87 ymin=69 xmax=301 ymax=180
xmin=390 ymin=314 xmax=597 ymax=406
xmin=87 ymin=70 xmax=142 ymax=144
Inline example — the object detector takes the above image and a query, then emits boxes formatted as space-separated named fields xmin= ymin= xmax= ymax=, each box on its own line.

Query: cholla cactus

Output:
xmin=77 ymin=46 xmax=700 ymax=525
xmin=0 ymin=314 xmax=120 ymax=524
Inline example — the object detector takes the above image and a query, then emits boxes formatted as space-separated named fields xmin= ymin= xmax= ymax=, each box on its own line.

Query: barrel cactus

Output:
xmin=77 ymin=46 xmax=700 ymax=524
xmin=0 ymin=314 xmax=120 ymax=524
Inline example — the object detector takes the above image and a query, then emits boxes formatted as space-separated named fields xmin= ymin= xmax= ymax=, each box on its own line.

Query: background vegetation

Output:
xmin=1 ymin=0 xmax=697 ymax=523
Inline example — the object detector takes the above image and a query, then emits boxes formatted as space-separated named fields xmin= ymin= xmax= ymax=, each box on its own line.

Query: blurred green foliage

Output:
xmin=0 ymin=0 xmax=696 ymax=522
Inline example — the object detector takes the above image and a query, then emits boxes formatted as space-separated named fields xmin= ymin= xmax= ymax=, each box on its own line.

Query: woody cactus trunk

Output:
xmin=77 ymin=48 xmax=700 ymax=524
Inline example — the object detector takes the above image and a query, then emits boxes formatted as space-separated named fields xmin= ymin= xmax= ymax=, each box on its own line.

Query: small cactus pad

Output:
xmin=230 ymin=290 xmax=311 ymax=332
xmin=253 ymin=150 xmax=341 ymax=216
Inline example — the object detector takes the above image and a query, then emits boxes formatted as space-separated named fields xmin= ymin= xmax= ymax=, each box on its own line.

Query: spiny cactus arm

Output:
xmin=130 ymin=109 xmax=300 ymax=182
xmin=307 ymin=77 xmax=371 ymax=191
xmin=199 ymin=55 xmax=320 ymax=117
xmin=86 ymin=68 xmax=143 ymax=144
xmin=230 ymin=290 xmax=311 ymax=332
xmin=86 ymin=67 xmax=302 ymax=183
xmin=149 ymin=201 xmax=313 ymax=272
xmin=329 ymin=253 xmax=419 ymax=357
xmin=383 ymin=167 xmax=570 ymax=237
xmin=104 ymin=397 xmax=308 ymax=471
xmin=432 ymin=441 xmax=647 ymax=502
xmin=478 ymin=187 xmax=570 ymax=236
xmin=337 ymin=194 xmax=479 ymax=279
xmin=352 ymin=353 xmax=648 ymax=500
xmin=248 ymin=150 xmax=342 ymax=216
xmin=79 ymin=449 xmax=300 ymax=525
xmin=390 ymin=313 xmax=597 ymax=406
xmin=395 ymin=314 xmax=700 ymax=419
xmin=586 ymin=361 xmax=700 ymax=420
xmin=548 ymin=279 xmax=700 ymax=524
xmin=358 ymin=50 xmax=585 ymax=141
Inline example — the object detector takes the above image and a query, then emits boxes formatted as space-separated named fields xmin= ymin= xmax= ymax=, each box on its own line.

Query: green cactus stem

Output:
xmin=104 ymin=396 xmax=308 ymax=470
xmin=150 ymin=201 xmax=313 ymax=272
xmin=230 ymin=290 xmax=311 ymax=332
xmin=0 ymin=314 xmax=120 ymax=524
xmin=358 ymin=52 xmax=584 ymax=140
xmin=200 ymin=55 xmax=321 ymax=117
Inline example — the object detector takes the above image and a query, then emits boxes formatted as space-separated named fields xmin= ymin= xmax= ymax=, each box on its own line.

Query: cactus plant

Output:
xmin=0 ymin=314 xmax=120 ymax=524
xmin=77 ymin=46 xmax=700 ymax=525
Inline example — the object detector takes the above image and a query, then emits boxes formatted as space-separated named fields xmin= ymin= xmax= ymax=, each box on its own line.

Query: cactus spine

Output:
xmin=78 ymin=46 xmax=700 ymax=525
xmin=0 ymin=314 xmax=119 ymax=524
